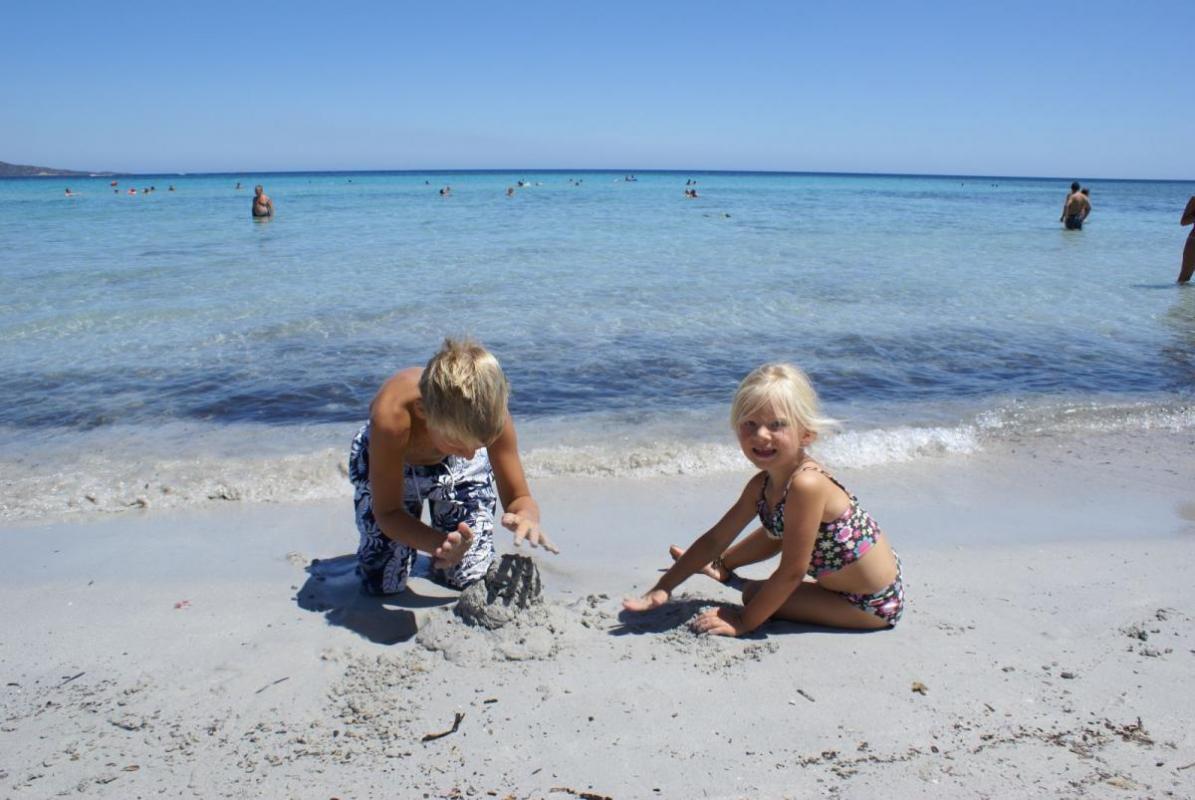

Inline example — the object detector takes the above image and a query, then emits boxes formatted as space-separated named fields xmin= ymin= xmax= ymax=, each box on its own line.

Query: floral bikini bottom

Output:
xmin=838 ymin=554 xmax=905 ymax=627
xmin=723 ymin=553 xmax=906 ymax=627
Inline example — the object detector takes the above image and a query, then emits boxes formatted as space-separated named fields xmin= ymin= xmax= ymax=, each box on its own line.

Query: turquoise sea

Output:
xmin=1 ymin=170 xmax=1193 ymax=519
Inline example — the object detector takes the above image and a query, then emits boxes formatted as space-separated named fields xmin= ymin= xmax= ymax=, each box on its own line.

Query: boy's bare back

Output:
xmin=368 ymin=368 xmax=443 ymax=467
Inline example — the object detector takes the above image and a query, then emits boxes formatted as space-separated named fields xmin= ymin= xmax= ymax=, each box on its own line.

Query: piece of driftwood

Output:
xmin=254 ymin=676 xmax=289 ymax=694
xmin=57 ymin=672 xmax=85 ymax=688
xmin=549 ymin=788 xmax=614 ymax=800
xmin=422 ymin=711 xmax=465 ymax=742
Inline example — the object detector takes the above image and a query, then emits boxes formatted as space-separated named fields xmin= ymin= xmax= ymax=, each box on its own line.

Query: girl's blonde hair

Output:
xmin=730 ymin=363 xmax=838 ymax=437
xmin=419 ymin=338 xmax=509 ymax=445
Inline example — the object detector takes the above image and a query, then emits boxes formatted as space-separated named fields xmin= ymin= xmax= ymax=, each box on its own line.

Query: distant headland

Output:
xmin=0 ymin=160 xmax=114 ymax=178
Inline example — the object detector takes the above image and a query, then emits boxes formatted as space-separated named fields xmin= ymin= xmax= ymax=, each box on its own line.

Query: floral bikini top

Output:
xmin=757 ymin=465 xmax=882 ymax=578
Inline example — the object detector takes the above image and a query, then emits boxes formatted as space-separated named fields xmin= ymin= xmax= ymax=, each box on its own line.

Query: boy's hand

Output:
xmin=432 ymin=522 xmax=475 ymax=569
xmin=621 ymin=588 xmax=670 ymax=613
xmin=501 ymin=512 xmax=559 ymax=554
xmin=691 ymin=605 xmax=745 ymax=637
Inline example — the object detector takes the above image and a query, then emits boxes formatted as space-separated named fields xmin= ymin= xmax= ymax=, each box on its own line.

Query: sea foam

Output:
xmin=2 ymin=396 xmax=1189 ymax=522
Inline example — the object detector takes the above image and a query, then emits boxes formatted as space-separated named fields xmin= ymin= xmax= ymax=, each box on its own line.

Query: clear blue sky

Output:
xmin=3 ymin=1 xmax=1192 ymax=178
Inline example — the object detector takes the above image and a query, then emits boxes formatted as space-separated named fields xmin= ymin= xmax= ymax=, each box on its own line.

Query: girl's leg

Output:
xmin=670 ymin=526 xmax=782 ymax=582
xmin=718 ymin=526 xmax=783 ymax=571
xmin=741 ymin=580 xmax=890 ymax=630
xmin=668 ymin=544 xmax=728 ymax=582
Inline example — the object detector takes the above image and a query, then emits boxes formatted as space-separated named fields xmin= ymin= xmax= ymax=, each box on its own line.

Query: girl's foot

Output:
xmin=669 ymin=545 xmax=731 ymax=583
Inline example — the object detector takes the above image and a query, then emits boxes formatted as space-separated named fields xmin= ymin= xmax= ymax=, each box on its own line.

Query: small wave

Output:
xmin=0 ymin=446 xmax=353 ymax=523
xmin=521 ymin=397 xmax=1195 ymax=477
xmin=522 ymin=441 xmax=747 ymax=478
xmin=974 ymin=400 xmax=1195 ymax=436
xmin=819 ymin=426 xmax=981 ymax=468
xmin=522 ymin=424 xmax=981 ymax=477
xmin=1 ymin=396 xmax=1190 ymax=521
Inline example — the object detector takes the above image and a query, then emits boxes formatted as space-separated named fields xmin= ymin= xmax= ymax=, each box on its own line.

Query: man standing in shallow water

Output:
xmin=1178 ymin=195 xmax=1195 ymax=284
xmin=1060 ymin=181 xmax=1090 ymax=230
xmin=252 ymin=185 xmax=274 ymax=218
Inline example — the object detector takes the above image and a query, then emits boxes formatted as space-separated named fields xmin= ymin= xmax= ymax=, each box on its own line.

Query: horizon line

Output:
xmin=7 ymin=167 xmax=1195 ymax=184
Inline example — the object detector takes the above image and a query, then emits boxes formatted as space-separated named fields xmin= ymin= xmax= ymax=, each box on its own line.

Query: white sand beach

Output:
xmin=1 ymin=428 xmax=1193 ymax=799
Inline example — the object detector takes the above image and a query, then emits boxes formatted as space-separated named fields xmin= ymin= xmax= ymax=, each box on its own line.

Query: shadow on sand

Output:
xmin=610 ymin=597 xmax=883 ymax=639
xmin=609 ymin=598 xmax=720 ymax=636
xmin=295 ymin=554 xmax=456 ymax=645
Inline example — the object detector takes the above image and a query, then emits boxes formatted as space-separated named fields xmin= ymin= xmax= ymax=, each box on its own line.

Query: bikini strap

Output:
xmin=759 ymin=470 xmax=796 ymax=511
xmin=797 ymin=464 xmax=855 ymax=499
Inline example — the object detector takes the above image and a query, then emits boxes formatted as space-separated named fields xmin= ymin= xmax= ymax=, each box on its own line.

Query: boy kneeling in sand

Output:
xmin=348 ymin=338 xmax=557 ymax=595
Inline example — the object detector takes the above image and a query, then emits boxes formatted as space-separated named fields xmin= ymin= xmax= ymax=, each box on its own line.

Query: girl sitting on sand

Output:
xmin=623 ymin=363 xmax=904 ymax=635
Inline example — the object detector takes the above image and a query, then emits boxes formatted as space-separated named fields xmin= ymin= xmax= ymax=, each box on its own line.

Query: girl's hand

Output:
xmin=432 ymin=522 xmax=475 ymax=569
xmin=501 ymin=512 xmax=560 ymax=554
xmin=691 ymin=605 xmax=746 ymax=637
xmin=622 ymin=589 xmax=670 ymax=613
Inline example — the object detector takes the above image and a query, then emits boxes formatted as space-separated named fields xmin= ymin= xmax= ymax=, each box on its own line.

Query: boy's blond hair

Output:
xmin=419 ymin=338 xmax=509 ymax=445
xmin=730 ymin=363 xmax=838 ymax=437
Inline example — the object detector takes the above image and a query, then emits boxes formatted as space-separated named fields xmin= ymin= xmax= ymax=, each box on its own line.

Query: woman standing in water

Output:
xmin=1178 ymin=196 xmax=1195 ymax=284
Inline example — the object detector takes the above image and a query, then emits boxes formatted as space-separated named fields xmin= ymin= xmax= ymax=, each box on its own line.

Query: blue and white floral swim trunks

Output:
xmin=349 ymin=422 xmax=497 ymax=594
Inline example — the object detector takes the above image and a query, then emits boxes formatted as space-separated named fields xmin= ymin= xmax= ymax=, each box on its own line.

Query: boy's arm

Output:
xmin=487 ymin=412 xmax=557 ymax=552
xmin=369 ymin=413 xmax=468 ymax=558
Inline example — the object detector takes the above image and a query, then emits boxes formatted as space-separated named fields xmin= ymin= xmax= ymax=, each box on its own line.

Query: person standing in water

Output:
xmin=1178 ymin=195 xmax=1195 ymax=284
xmin=252 ymin=185 xmax=274 ymax=218
xmin=1060 ymin=181 xmax=1090 ymax=230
